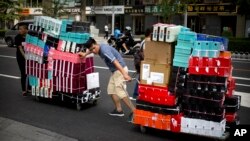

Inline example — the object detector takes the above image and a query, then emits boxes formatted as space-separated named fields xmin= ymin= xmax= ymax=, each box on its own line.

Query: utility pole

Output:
xmin=112 ymin=5 xmax=115 ymax=35
xmin=184 ymin=8 xmax=187 ymax=27
xmin=80 ymin=0 xmax=86 ymax=21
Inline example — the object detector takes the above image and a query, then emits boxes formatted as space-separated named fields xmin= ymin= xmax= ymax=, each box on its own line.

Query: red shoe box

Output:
xmin=226 ymin=77 xmax=236 ymax=97
xmin=225 ymin=113 xmax=237 ymax=123
xmin=171 ymin=114 xmax=182 ymax=133
xmin=53 ymin=76 xmax=86 ymax=94
xmin=138 ymin=84 xmax=177 ymax=107
xmin=26 ymin=60 xmax=49 ymax=79
xmin=189 ymin=56 xmax=199 ymax=66
xmin=133 ymin=109 xmax=171 ymax=131
xmin=188 ymin=57 xmax=232 ymax=77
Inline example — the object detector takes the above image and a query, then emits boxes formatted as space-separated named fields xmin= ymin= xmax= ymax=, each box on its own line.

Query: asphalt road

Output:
xmin=0 ymin=45 xmax=250 ymax=141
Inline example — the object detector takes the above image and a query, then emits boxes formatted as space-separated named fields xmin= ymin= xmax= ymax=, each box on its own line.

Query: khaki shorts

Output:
xmin=107 ymin=67 xmax=128 ymax=99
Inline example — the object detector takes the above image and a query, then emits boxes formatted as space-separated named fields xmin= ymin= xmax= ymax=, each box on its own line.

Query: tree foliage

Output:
xmin=158 ymin=0 xmax=179 ymax=23
xmin=237 ymin=0 xmax=250 ymax=15
xmin=38 ymin=0 xmax=70 ymax=18
xmin=0 ymin=0 xmax=22 ymax=21
xmin=158 ymin=0 xmax=201 ymax=23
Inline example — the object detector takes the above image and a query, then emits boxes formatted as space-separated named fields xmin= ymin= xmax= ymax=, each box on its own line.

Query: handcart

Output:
xmin=34 ymin=88 xmax=101 ymax=110
xmin=25 ymin=16 xmax=101 ymax=110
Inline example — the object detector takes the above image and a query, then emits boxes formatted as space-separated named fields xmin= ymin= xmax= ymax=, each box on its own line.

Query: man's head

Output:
xmin=84 ymin=38 xmax=99 ymax=54
xmin=144 ymin=28 xmax=152 ymax=38
xmin=18 ymin=24 xmax=28 ymax=35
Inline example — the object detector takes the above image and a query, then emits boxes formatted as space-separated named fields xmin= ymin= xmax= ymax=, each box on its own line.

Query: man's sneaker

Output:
xmin=108 ymin=109 xmax=124 ymax=117
xmin=124 ymin=50 xmax=130 ymax=55
xmin=129 ymin=97 xmax=136 ymax=101
xmin=127 ymin=112 xmax=134 ymax=123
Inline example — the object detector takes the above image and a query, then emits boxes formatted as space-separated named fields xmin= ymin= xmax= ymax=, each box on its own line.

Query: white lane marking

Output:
xmin=236 ymin=83 xmax=250 ymax=87
xmin=233 ymin=76 xmax=250 ymax=81
xmin=0 ymin=55 xmax=16 ymax=59
xmin=233 ymin=59 xmax=250 ymax=62
xmin=0 ymin=74 xmax=20 ymax=79
xmin=234 ymin=91 xmax=250 ymax=108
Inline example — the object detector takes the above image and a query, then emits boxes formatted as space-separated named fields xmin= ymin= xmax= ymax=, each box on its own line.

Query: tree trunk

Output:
xmin=81 ymin=0 xmax=86 ymax=22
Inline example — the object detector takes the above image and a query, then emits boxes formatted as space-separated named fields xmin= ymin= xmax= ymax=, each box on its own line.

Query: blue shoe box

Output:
xmin=178 ymin=31 xmax=197 ymax=43
xmin=174 ymin=53 xmax=190 ymax=63
xmin=173 ymin=59 xmax=189 ymax=68
xmin=175 ymin=45 xmax=192 ymax=55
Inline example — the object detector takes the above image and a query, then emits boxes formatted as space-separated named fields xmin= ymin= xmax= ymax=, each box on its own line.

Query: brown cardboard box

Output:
xmin=140 ymin=60 xmax=171 ymax=87
xmin=144 ymin=41 xmax=173 ymax=65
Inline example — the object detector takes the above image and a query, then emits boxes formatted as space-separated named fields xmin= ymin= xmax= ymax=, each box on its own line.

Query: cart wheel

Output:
xmin=76 ymin=103 xmax=82 ymax=111
xmin=92 ymin=100 xmax=98 ymax=106
xmin=140 ymin=126 xmax=146 ymax=133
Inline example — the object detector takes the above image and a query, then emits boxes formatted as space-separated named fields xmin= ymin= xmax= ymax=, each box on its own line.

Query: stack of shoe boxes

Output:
xmin=134 ymin=24 xmax=185 ymax=133
xmin=180 ymin=34 xmax=235 ymax=138
xmin=133 ymin=23 xmax=240 ymax=138
xmin=24 ymin=16 xmax=96 ymax=99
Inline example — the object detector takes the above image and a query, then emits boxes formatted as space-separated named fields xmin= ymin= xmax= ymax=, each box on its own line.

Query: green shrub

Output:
xmin=0 ymin=29 xmax=6 ymax=38
xmin=228 ymin=38 xmax=250 ymax=52
xmin=222 ymin=31 xmax=233 ymax=38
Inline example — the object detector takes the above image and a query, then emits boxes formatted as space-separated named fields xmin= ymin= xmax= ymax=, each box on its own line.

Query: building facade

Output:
xmin=19 ymin=0 xmax=43 ymax=21
xmin=11 ymin=0 xmax=248 ymax=37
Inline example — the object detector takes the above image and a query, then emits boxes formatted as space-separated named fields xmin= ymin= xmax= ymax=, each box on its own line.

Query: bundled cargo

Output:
xmin=24 ymin=16 xmax=100 ymax=110
xmin=132 ymin=23 xmax=239 ymax=139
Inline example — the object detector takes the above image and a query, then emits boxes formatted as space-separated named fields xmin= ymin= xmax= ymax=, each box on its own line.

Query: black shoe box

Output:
xmin=136 ymin=100 xmax=180 ymax=115
xmin=46 ymin=35 xmax=59 ymax=48
xmin=224 ymin=95 xmax=241 ymax=113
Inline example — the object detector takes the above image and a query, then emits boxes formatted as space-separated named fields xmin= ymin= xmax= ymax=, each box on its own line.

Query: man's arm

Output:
xmin=113 ymin=59 xmax=131 ymax=81
xmin=18 ymin=46 xmax=26 ymax=58
xmin=78 ymin=49 xmax=91 ymax=58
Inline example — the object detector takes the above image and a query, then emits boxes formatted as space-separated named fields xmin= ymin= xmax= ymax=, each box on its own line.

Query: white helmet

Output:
xmin=125 ymin=26 xmax=131 ymax=31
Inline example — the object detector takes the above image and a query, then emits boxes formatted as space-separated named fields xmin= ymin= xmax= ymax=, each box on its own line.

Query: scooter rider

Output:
xmin=118 ymin=26 xmax=135 ymax=55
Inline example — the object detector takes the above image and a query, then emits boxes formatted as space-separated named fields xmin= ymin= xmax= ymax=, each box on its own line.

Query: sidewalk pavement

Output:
xmin=0 ymin=117 xmax=78 ymax=141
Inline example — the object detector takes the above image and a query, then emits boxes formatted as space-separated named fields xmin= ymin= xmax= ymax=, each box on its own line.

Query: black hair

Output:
xmin=84 ymin=37 xmax=96 ymax=49
xmin=145 ymin=28 xmax=151 ymax=37
xmin=19 ymin=24 xmax=28 ymax=30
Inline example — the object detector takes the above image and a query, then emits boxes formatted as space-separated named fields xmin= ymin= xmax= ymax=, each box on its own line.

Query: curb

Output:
xmin=0 ymin=117 xmax=78 ymax=141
